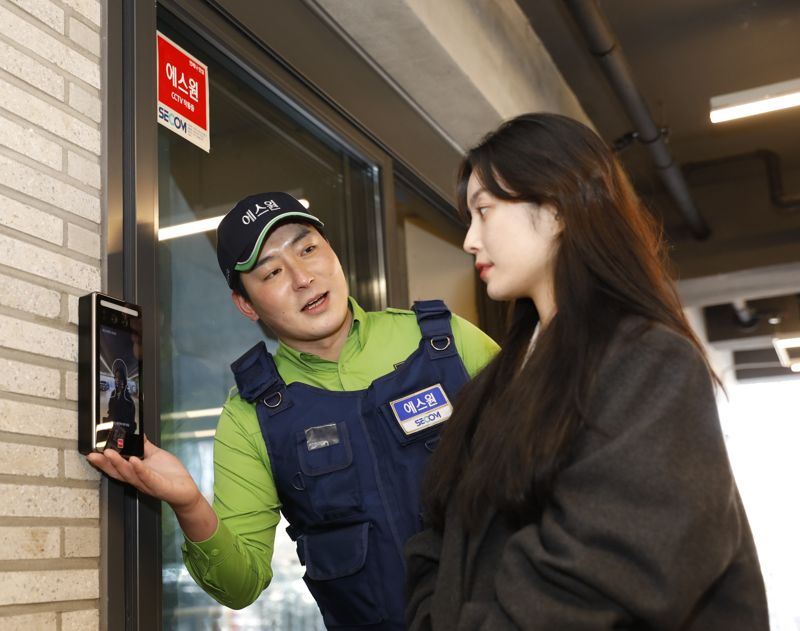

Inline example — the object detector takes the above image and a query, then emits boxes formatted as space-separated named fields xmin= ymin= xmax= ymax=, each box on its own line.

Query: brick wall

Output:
xmin=0 ymin=0 xmax=104 ymax=628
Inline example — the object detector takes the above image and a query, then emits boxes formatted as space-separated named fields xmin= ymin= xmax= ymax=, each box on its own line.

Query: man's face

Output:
xmin=236 ymin=223 xmax=351 ymax=350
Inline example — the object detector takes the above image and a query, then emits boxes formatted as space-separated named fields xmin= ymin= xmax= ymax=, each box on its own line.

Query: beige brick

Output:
xmin=0 ymin=272 xmax=61 ymax=318
xmin=0 ymin=314 xmax=77 ymax=362
xmin=0 ymin=77 xmax=100 ymax=155
xmin=0 ymin=39 xmax=64 ymax=100
xmin=0 ymin=483 xmax=98 ymax=519
xmin=67 ymin=294 xmax=79 ymax=324
xmin=65 ymin=370 xmax=78 ymax=401
xmin=0 ymin=358 xmax=60 ymax=399
xmin=0 ymin=155 xmax=100 ymax=223
xmin=63 ymin=0 xmax=101 ymax=28
xmin=0 ymin=569 xmax=98 ymax=605
xmin=62 ymin=609 xmax=98 ymax=631
xmin=68 ymin=17 xmax=99 ymax=57
xmin=0 ymin=442 xmax=59 ymax=477
xmin=0 ymin=193 xmax=63 ymax=245
xmin=0 ymin=5 xmax=100 ymax=88
xmin=64 ymin=526 xmax=99 ymax=557
xmin=67 ymin=82 xmax=100 ymax=123
xmin=0 ymin=612 xmax=56 ymax=631
xmin=67 ymin=150 xmax=100 ymax=189
xmin=0 ymin=233 xmax=102 ymax=292
xmin=0 ymin=114 xmax=62 ymax=170
xmin=0 ymin=398 xmax=77 ymax=440
xmin=8 ymin=0 xmax=65 ymax=34
xmin=0 ymin=526 xmax=60 ymax=560
xmin=67 ymin=223 xmax=100 ymax=258
xmin=64 ymin=449 xmax=100 ymax=481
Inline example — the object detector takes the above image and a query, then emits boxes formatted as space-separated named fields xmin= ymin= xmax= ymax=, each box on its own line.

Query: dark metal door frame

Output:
xmin=105 ymin=1 xmax=464 ymax=628
xmin=105 ymin=1 xmax=161 ymax=629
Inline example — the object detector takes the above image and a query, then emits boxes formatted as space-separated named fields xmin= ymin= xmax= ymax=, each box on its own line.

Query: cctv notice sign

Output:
xmin=156 ymin=32 xmax=210 ymax=152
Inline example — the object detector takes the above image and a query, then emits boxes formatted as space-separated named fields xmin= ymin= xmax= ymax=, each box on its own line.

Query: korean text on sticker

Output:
xmin=389 ymin=384 xmax=453 ymax=435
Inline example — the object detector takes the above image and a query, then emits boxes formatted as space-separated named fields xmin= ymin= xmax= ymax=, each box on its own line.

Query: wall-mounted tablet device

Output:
xmin=78 ymin=292 xmax=144 ymax=457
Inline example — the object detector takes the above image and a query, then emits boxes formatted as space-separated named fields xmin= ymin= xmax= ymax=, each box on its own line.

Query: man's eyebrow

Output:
xmin=251 ymin=226 xmax=312 ymax=270
xmin=290 ymin=226 xmax=312 ymax=246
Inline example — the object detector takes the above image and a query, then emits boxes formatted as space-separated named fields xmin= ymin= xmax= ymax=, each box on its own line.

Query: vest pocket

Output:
xmin=299 ymin=522 xmax=384 ymax=627
xmin=378 ymin=401 xmax=447 ymax=447
xmin=296 ymin=422 xmax=363 ymax=521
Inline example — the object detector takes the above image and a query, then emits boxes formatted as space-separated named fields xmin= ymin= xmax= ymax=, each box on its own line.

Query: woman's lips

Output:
xmin=476 ymin=263 xmax=493 ymax=280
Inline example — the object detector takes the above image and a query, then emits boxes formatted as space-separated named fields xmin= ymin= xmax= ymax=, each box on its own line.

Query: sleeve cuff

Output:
xmin=182 ymin=517 xmax=236 ymax=571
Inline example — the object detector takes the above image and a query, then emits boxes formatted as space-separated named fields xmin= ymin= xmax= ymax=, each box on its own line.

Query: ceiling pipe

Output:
xmin=683 ymin=150 xmax=800 ymax=213
xmin=564 ymin=0 xmax=711 ymax=240
xmin=731 ymin=298 xmax=759 ymax=329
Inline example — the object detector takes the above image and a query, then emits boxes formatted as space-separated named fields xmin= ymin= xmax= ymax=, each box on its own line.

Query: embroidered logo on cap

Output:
xmin=389 ymin=384 xmax=452 ymax=435
xmin=241 ymin=199 xmax=281 ymax=225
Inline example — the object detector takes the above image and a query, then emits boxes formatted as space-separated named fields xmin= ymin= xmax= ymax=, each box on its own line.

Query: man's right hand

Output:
xmin=86 ymin=437 xmax=218 ymax=540
xmin=87 ymin=436 xmax=199 ymax=510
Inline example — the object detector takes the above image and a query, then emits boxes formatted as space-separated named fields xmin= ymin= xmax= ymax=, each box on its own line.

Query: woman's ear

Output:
xmin=543 ymin=204 xmax=563 ymax=236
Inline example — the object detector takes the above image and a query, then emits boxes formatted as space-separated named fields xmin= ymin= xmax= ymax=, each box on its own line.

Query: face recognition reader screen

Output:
xmin=78 ymin=293 xmax=144 ymax=457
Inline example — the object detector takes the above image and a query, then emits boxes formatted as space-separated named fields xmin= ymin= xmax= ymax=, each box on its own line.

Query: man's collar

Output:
xmin=348 ymin=296 xmax=367 ymax=349
xmin=275 ymin=296 xmax=365 ymax=366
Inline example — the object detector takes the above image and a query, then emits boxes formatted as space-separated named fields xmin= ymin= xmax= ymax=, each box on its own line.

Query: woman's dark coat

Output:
xmin=406 ymin=319 xmax=769 ymax=630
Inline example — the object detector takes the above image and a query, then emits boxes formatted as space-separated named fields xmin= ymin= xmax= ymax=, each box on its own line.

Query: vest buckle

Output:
xmin=263 ymin=391 xmax=283 ymax=408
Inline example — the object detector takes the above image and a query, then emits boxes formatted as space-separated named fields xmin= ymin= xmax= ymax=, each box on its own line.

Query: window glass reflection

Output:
xmin=157 ymin=24 xmax=379 ymax=631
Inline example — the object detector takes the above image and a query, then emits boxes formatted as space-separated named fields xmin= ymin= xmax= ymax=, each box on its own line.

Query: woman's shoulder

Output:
xmin=609 ymin=315 xmax=702 ymax=363
xmin=585 ymin=315 xmax=718 ymax=437
xmin=594 ymin=315 xmax=711 ymax=396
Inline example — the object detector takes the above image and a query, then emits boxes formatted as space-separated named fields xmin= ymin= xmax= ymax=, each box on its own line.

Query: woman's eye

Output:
xmin=303 ymin=244 xmax=317 ymax=255
xmin=264 ymin=268 xmax=280 ymax=280
xmin=478 ymin=206 xmax=489 ymax=217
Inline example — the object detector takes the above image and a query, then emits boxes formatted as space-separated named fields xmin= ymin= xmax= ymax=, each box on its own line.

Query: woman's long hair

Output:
xmin=423 ymin=113 xmax=712 ymax=530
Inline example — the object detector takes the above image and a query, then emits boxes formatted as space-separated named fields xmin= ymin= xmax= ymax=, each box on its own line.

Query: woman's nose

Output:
xmin=463 ymin=218 xmax=480 ymax=254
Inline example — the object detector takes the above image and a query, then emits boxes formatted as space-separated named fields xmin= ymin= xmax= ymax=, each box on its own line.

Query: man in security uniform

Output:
xmin=88 ymin=192 xmax=498 ymax=629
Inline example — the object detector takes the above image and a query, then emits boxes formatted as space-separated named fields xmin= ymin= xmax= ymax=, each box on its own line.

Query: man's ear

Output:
xmin=231 ymin=291 xmax=259 ymax=322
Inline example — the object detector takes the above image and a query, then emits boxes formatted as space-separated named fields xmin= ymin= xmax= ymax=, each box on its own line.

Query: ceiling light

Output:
xmin=158 ymin=215 xmax=224 ymax=241
xmin=772 ymin=335 xmax=800 ymax=368
xmin=160 ymin=407 xmax=223 ymax=421
xmin=710 ymin=78 xmax=800 ymax=124
xmin=157 ymin=199 xmax=311 ymax=241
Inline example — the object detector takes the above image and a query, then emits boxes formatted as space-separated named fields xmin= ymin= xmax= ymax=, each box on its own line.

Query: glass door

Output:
xmin=156 ymin=21 xmax=383 ymax=631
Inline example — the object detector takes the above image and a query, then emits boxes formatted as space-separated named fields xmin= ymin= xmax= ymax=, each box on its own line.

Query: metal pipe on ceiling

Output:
xmin=683 ymin=150 xmax=800 ymax=213
xmin=564 ymin=0 xmax=711 ymax=240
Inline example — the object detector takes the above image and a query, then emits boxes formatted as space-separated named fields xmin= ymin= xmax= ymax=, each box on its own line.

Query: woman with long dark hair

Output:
xmin=405 ymin=113 xmax=768 ymax=630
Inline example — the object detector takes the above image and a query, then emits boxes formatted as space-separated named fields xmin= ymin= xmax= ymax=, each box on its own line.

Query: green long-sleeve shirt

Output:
xmin=182 ymin=298 xmax=499 ymax=609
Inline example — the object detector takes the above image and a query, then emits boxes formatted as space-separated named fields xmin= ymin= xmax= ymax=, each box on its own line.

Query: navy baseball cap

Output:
xmin=216 ymin=192 xmax=324 ymax=288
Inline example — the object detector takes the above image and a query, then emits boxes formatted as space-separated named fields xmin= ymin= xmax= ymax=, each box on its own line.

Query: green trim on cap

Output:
xmin=234 ymin=211 xmax=325 ymax=271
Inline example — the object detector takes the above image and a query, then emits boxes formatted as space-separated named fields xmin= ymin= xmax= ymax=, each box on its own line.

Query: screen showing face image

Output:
xmin=96 ymin=302 xmax=142 ymax=451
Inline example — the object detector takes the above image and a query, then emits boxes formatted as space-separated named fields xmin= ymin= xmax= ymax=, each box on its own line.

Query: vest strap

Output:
xmin=231 ymin=342 xmax=286 ymax=411
xmin=412 ymin=300 xmax=458 ymax=359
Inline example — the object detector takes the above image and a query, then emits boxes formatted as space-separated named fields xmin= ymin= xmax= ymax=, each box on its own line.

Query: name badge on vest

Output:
xmin=389 ymin=384 xmax=453 ymax=435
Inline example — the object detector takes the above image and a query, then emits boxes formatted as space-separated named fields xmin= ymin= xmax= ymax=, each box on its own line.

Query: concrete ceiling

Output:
xmin=517 ymin=0 xmax=800 ymax=380
xmin=307 ymin=0 xmax=800 ymax=379
xmin=517 ymin=0 xmax=800 ymax=278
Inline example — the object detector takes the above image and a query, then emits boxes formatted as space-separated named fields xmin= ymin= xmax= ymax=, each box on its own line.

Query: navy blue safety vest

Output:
xmin=230 ymin=301 xmax=470 ymax=630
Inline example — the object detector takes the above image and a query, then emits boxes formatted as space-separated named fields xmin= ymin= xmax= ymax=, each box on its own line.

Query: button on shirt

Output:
xmin=181 ymin=297 xmax=499 ymax=610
